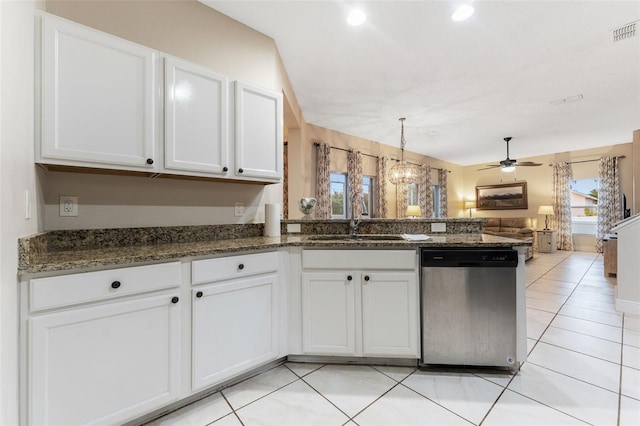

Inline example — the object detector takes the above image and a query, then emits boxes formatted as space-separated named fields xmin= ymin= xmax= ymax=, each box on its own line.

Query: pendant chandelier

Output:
xmin=388 ymin=117 xmax=422 ymax=185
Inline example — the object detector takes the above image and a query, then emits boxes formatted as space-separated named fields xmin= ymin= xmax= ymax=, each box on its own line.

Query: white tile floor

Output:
xmin=146 ymin=251 xmax=640 ymax=426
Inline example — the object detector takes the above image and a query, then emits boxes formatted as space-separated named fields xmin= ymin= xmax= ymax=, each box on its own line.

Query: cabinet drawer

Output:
xmin=302 ymin=250 xmax=416 ymax=270
xmin=29 ymin=262 xmax=181 ymax=312
xmin=192 ymin=252 xmax=278 ymax=284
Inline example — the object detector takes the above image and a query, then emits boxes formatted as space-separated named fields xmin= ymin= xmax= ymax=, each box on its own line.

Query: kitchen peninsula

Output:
xmin=18 ymin=219 xmax=531 ymax=426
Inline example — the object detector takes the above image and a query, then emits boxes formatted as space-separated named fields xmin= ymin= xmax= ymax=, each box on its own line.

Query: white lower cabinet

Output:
xmin=24 ymin=262 xmax=182 ymax=426
xmin=191 ymin=253 xmax=280 ymax=392
xmin=302 ymin=272 xmax=356 ymax=355
xmin=301 ymin=250 xmax=419 ymax=358
xmin=28 ymin=293 xmax=181 ymax=426
xmin=361 ymin=272 xmax=419 ymax=357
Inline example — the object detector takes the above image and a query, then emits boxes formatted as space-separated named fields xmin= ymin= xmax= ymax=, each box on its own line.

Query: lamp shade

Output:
xmin=537 ymin=205 xmax=554 ymax=215
xmin=464 ymin=200 xmax=476 ymax=209
xmin=406 ymin=205 xmax=422 ymax=217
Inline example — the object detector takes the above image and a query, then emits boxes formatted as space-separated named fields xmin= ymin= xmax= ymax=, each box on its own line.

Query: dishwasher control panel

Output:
xmin=421 ymin=248 xmax=518 ymax=268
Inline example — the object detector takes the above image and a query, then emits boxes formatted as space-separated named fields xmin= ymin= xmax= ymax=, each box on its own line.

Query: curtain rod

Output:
xmin=313 ymin=142 xmax=450 ymax=172
xmin=548 ymin=155 xmax=626 ymax=166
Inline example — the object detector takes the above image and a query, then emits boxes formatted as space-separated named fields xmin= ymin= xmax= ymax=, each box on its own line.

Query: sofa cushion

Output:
xmin=483 ymin=218 xmax=502 ymax=233
xmin=501 ymin=217 xmax=532 ymax=229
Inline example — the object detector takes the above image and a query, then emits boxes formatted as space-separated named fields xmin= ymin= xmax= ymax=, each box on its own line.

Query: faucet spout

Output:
xmin=349 ymin=192 xmax=368 ymax=236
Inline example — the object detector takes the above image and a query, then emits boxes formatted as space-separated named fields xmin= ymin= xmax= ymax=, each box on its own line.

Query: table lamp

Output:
xmin=537 ymin=205 xmax=554 ymax=230
xmin=464 ymin=200 xmax=475 ymax=217
xmin=406 ymin=205 xmax=421 ymax=218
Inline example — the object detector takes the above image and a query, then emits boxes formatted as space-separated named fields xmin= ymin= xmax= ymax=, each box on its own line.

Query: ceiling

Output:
xmin=201 ymin=0 xmax=640 ymax=166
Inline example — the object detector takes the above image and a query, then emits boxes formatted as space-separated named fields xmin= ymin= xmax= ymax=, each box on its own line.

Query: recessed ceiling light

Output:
xmin=347 ymin=9 xmax=366 ymax=26
xmin=452 ymin=4 xmax=474 ymax=22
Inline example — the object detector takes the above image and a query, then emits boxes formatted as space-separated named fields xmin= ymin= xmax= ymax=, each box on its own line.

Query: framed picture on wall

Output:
xmin=476 ymin=182 xmax=528 ymax=210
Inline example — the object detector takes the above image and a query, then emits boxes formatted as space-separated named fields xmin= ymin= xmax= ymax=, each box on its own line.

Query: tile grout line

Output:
xmin=396 ymin=380 xmax=477 ymax=425
xmin=520 ymin=253 xmax=625 ymax=424
xmin=489 ymin=252 xmax=614 ymax=426
xmin=296 ymin=364 xmax=356 ymax=423
xmin=525 ymin=252 xmax=599 ymax=358
xmin=218 ymin=392 xmax=244 ymax=426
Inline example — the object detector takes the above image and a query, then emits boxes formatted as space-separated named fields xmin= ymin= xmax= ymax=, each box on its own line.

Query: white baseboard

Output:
xmin=615 ymin=298 xmax=640 ymax=316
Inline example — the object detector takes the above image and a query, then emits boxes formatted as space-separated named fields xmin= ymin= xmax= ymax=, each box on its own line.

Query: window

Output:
xmin=405 ymin=183 xmax=441 ymax=217
xmin=570 ymin=178 xmax=598 ymax=234
xmin=330 ymin=173 xmax=347 ymax=219
xmin=361 ymin=176 xmax=374 ymax=216
xmin=330 ymin=172 xmax=375 ymax=218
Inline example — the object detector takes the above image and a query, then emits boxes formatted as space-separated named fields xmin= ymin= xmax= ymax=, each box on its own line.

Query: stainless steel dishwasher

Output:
xmin=420 ymin=248 xmax=518 ymax=368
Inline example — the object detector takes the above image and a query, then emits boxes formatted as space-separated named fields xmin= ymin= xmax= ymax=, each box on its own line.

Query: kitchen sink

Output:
xmin=308 ymin=234 xmax=405 ymax=241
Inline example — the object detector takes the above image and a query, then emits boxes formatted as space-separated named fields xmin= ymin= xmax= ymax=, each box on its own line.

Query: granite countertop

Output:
xmin=19 ymin=230 xmax=531 ymax=275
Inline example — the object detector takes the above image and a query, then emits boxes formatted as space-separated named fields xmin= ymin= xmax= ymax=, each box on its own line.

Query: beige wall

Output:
xmin=463 ymin=142 xmax=634 ymax=219
xmin=462 ymin=141 xmax=635 ymax=251
xmin=286 ymin=123 xmax=464 ymax=219
xmin=41 ymin=0 xmax=303 ymax=230
xmin=1 ymin=1 xmax=44 ymax=423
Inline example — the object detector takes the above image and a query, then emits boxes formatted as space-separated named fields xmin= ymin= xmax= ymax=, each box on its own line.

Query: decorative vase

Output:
xmin=299 ymin=197 xmax=317 ymax=219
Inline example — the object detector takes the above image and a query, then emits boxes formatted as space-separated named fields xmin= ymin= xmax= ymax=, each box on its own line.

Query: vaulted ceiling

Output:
xmin=202 ymin=1 xmax=640 ymax=166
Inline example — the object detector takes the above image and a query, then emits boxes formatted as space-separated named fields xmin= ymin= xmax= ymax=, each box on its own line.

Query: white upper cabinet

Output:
xmin=234 ymin=81 xmax=283 ymax=182
xmin=36 ymin=13 xmax=283 ymax=183
xmin=38 ymin=14 xmax=157 ymax=171
xmin=164 ymin=56 xmax=230 ymax=176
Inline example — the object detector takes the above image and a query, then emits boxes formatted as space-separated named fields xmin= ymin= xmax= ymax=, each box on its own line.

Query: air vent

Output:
xmin=613 ymin=21 xmax=636 ymax=42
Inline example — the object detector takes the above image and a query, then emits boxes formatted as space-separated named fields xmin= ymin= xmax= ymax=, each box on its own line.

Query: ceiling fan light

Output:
xmin=502 ymin=165 xmax=516 ymax=173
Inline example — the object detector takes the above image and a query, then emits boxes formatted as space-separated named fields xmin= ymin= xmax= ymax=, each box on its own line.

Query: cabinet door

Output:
xmin=192 ymin=274 xmax=279 ymax=392
xmin=39 ymin=15 xmax=157 ymax=169
xmin=362 ymin=272 xmax=419 ymax=357
xmin=302 ymin=272 xmax=356 ymax=355
xmin=164 ymin=56 xmax=229 ymax=175
xmin=234 ymin=81 xmax=283 ymax=181
xmin=28 ymin=294 xmax=181 ymax=426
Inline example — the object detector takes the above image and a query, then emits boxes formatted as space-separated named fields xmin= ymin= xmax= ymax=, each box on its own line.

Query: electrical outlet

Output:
xmin=431 ymin=222 xmax=446 ymax=232
xmin=234 ymin=202 xmax=244 ymax=217
xmin=59 ymin=195 xmax=78 ymax=217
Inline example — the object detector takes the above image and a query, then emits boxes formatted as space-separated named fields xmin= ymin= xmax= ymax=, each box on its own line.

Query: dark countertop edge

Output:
xmin=18 ymin=234 xmax=531 ymax=276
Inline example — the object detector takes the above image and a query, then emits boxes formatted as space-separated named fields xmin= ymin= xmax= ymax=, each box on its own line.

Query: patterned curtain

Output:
xmin=420 ymin=165 xmax=433 ymax=218
xmin=376 ymin=156 xmax=388 ymax=218
xmin=314 ymin=141 xmax=331 ymax=219
xmin=551 ymin=162 xmax=574 ymax=251
xmin=438 ymin=168 xmax=448 ymax=217
xmin=347 ymin=150 xmax=363 ymax=217
xmin=596 ymin=157 xmax=622 ymax=252
xmin=396 ymin=185 xmax=408 ymax=218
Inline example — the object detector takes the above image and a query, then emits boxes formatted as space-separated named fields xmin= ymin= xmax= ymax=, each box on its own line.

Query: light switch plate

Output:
xmin=431 ymin=222 xmax=446 ymax=232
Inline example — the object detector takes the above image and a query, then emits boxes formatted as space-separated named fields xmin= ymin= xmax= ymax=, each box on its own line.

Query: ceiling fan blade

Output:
xmin=514 ymin=161 xmax=542 ymax=167
xmin=477 ymin=165 xmax=502 ymax=171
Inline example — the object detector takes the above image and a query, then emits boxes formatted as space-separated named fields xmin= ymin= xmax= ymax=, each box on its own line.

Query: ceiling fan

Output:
xmin=477 ymin=137 xmax=542 ymax=172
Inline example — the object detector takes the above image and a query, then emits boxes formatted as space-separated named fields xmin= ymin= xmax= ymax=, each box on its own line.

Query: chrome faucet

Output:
xmin=349 ymin=192 xmax=369 ymax=236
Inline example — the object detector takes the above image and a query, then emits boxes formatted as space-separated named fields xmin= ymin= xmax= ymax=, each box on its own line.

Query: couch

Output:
xmin=482 ymin=217 xmax=534 ymax=260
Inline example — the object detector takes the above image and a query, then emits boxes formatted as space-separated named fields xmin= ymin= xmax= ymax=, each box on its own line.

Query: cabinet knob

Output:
xmin=171 ymin=296 xmax=179 ymax=304
xmin=223 ymin=166 xmax=228 ymax=172
xmin=146 ymin=158 xmax=154 ymax=165
xmin=364 ymin=275 xmax=370 ymax=282
xmin=111 ymin=281 xmax=121 ymax=289
xmin=347 ymin=275 xmax=352 ymax=281
xmin=196 ymin=291 xmax=203 ymax=298
xmin=238 ymin=263 xmax=245 ymax=270
xmin=238 ymin=168 xmax=244 ymax=174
